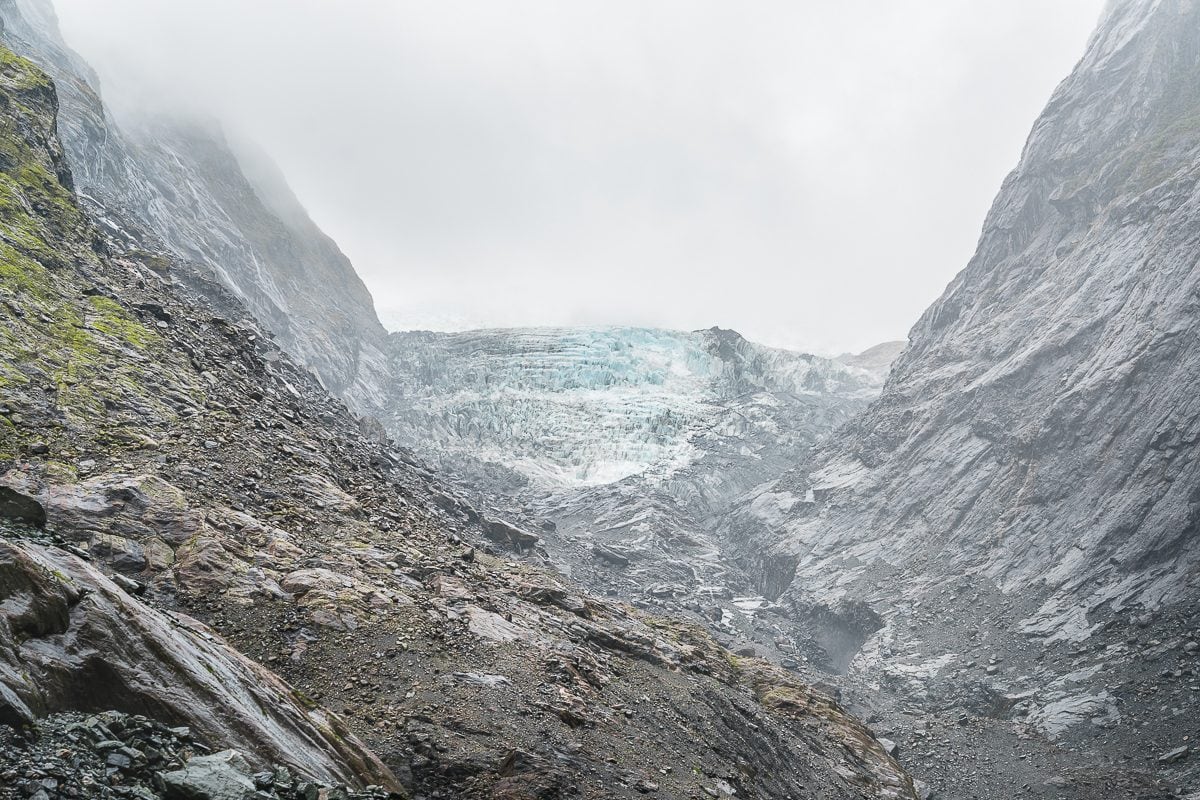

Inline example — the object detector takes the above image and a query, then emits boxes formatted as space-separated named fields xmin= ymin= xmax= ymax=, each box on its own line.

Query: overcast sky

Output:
xmin=54 ymin=0 xmax=1104 ymax=355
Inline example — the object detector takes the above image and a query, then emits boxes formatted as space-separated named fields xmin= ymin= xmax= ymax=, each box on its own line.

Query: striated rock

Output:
xmin=2 ymin=471 xmax=202 ymax=551
xmin=0 ymin=538 xmax=399 ymax=790
xmin=725 ymin=0 xmax=1200 ymax=684
xmin=1022 ymin=690 xmax=1113 ymax=743
xmin=753 ymin=0 xmax=1200 ymax=640
xmin=593 ymin=543 xmax=631 ymax=566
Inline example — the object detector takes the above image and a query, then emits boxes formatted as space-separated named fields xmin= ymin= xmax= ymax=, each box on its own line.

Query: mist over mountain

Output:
xmin=48 ymin=0 xmax=1103 ymax=356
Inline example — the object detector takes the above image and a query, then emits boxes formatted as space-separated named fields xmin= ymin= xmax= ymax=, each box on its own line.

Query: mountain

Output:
xmin=0 ymin=15 xmax=917 ymax=800
xmin=2 ymin=0 xmax=1195 ymax=796
xmin=0 ymin=0 xmax=389 ymax=407
xmin=716 ymin=1 xmax=1200 ymax=795
xmin=381 ymin=326 xmax=895 ymax=601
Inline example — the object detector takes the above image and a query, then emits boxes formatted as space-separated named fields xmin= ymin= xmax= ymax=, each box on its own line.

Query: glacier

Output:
xmin=384 ymin=325 xmax=892 ymax=488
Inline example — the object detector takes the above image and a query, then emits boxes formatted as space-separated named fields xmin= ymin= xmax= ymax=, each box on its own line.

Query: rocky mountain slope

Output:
xmin=715 ymin=1 xmax=1200 ymax=796
xmin=0 ymin=0 xmax=389 ymax=407
xmin=0 ymin=39 xmax=916 ymax=800
xmin=381 ymin=326 xmax=896 ymax=613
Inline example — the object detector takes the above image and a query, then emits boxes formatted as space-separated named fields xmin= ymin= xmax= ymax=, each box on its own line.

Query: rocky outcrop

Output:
xmin=756 ymin=0 xmax=1200 ymax=639
xmin=0 ymin=538 xmax=398 ymax=790
xmin=0 ymin=0 xmax=389 ymax=407
xmin=706 ymin=3 xmax=1200 ymax=795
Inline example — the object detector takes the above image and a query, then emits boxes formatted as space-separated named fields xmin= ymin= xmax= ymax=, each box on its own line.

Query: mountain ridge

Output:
xmin=0 ymin=0 xmax=390 ymax=406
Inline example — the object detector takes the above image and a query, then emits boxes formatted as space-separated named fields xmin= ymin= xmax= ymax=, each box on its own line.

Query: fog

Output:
xmin=53 ymin=0 xmax=1104 ymax=354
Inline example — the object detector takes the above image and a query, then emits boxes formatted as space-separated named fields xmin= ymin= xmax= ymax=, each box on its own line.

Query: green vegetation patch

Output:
xmin=86 ymin=295 xmax=155 ymax=350
xmin=0 ymin=49 xmax=52 ymax=92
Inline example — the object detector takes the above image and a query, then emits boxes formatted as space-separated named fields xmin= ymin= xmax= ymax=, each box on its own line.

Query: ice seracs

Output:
xmin=383 ymin=325 xmax=891 ymax=488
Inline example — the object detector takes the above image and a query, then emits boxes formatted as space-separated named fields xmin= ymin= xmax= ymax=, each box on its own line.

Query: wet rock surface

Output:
xmin=0 ymin=536 xmax=396 ymax=789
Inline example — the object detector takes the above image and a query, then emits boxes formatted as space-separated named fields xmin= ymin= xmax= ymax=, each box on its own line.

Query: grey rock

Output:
xmin=109 ymin=573 xmax=144 ymax=595
xmin=1158 ymin=746 xmax=1189 ymax=764
xmin=0 ymin=539 xmax=396 ymax=788
xmin=158 ymin=750 xmax=256 ymax=800
xmin=736 ymin=0 xmax=1200 ymax=675
xmin=0 ymin=486 xmax=45 ymax=528
xmin=593 ymin=544 xmax=631 ymax=567
xmin=481 ymin=517 xmax=539 ymax=551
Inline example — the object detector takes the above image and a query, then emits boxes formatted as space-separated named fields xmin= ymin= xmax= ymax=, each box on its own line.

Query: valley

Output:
xmin=0 ymin=0 xmax=1197 ymax=799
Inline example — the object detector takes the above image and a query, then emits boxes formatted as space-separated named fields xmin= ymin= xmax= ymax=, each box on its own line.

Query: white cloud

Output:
xmin=54 ymin=0 xmax=1104 ymax=354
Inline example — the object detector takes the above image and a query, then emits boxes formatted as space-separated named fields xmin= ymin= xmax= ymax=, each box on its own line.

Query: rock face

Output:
xmin=0 ymin=36 xmax=915 ymax=800
xmin=755 ymin=0 xmax=1200 ymax=638
xmin=0 ymin=538 xmax=397 ymax=789
xmin=705 ymin=3 xmax=1200 ymax=795
xmin=0 ymin=0 xmax=389 ymax=407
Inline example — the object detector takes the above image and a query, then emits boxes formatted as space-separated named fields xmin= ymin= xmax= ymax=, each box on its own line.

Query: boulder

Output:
xmin=280 ymin=568 xmax=352 ymax=598
xmin=159 ymin=750 xmax=257 ymax=800
xmin=592 ymin=544 xmax=630 ymax=566
xmin=296 ymin=474 xmax=361 ymax=517
xmin=482 ymin=518 xmax=539 ymax=551
xmin=0 ymin=485 xmax=45 ymax=527
xmin=1158 ymin=745 xmax=1189 ymax=764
